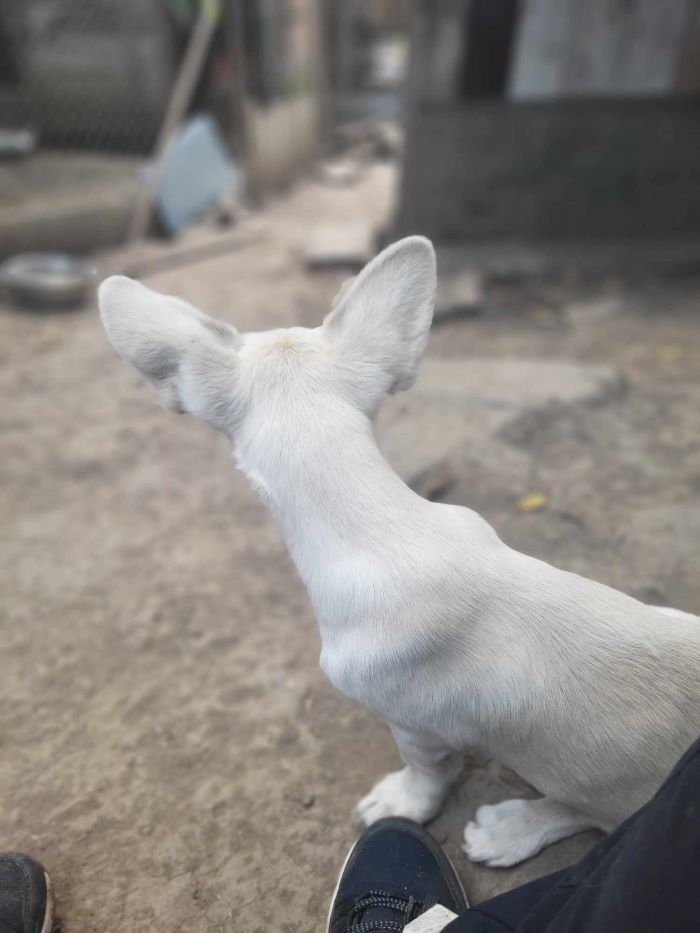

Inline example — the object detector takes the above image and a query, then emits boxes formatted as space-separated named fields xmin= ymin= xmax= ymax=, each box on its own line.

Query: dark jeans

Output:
xmin=446 ymin=736 xmax=700 ymax=932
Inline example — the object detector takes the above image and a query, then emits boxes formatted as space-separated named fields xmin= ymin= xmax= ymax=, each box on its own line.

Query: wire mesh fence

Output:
xmin=0 ymin=0 xmax=190 ymax=154
xmin=0 ymin=1 xmax=239 ymax=258
xmin=0 ymin=0 xmax=405 ymax=259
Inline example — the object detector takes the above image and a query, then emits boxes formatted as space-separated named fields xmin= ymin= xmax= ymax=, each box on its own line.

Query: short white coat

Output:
xmin=99 ymin=237 xmax=700 ymax=866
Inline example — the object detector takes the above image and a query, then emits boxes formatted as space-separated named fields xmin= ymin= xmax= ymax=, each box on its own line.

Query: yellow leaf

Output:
xmin=659 ymin=345 xmax=682 ymax=363
xmin=517 ymin=492 xmax=548 ymax=513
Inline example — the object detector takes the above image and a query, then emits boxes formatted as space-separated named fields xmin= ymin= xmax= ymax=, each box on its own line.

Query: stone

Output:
xmin=318 ymin=159 xmax=362 ymax=188
xmin=377 ymin=358 xmax=623 ymax=493
xmin=303 ymin=222 xmax=374 ymax=270
xmin=407 ymin=358 xmax=622 ymax=412
xmin=434 ymin=268 xmax=484 ymax=321
xmin=376 ymin=396 xmax=490 ymax=498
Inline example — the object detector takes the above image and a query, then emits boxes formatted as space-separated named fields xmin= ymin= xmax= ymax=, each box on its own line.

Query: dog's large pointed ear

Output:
xmin=99 ymin=275 xmax=240 ymax=428
xmin=323 ymin=236 xmax=435 ymax=411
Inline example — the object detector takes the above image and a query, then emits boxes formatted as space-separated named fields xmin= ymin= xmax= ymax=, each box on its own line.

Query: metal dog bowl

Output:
xmin=0 ymin=253 xmax=97 ymax=310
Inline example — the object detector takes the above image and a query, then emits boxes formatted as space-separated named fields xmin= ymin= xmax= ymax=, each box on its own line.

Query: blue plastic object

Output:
xmin=156 ymin=114 xmax=236 ymax=235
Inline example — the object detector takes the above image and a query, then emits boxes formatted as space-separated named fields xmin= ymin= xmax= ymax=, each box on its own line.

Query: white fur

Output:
xmin=99 ymin=237 xmax=700 ymax=866
xmin=463 ymin=798 xmax=595 ymax=867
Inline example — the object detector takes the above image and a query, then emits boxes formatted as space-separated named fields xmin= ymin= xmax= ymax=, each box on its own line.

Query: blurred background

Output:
xmin=1 ymin=2 xmax=699 ymax=931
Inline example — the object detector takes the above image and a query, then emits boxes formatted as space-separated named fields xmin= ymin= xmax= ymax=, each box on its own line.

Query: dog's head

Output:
xmin=99 ymin=236 xmax=436 ymax=438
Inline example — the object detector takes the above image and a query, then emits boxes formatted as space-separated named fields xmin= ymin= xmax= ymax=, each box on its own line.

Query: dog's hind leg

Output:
xmin=357 ymin=726 xmax=463 ymax=826
xmin=463 ymin=797 xmax=600 ymax=867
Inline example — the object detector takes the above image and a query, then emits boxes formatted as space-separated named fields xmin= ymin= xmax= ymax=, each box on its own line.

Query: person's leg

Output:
xmin=446 ymin=734 xmax=700 ymax=932
xmin=0 ymin=852 xmax=54 ymax=933
xmin=328 ymin=736 xmax=700 ymax=932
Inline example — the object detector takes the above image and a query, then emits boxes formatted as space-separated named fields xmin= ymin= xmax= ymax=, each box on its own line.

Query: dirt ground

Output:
xmin=1 ymin=163 xmax=699 ymax=932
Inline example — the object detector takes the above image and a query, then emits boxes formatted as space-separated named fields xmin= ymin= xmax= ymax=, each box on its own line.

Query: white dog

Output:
xmin=99 ymin=237 xmax=700 ymax=867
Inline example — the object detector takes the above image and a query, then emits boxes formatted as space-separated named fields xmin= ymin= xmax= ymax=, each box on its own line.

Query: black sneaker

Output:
xmin=0 ymin=853 xmax=54 ymax=933
xmin=327 ymin=818 xmax=467 ymax=932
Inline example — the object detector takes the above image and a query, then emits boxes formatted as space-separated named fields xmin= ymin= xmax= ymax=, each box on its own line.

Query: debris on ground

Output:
xmin=658 ymin=344 xmax=683 ymax=362
xmin=434 ymin=268 xmax=484 ymax=322
xmin=332 ymin=118 xmax=404 ymax=162
xmin=302 ymin=221 xmax=374 ymax=270
xmin=564 ymin=296 xmax=622 ymax=326
xmin=318 ymin=158 xmax=363 ymax=188
xmin=517 ymin=492 xmax=549 ymax=513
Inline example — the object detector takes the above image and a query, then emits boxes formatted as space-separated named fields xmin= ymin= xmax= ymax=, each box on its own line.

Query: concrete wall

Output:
xmin=394 ymin=99 xmax=700 ymax=239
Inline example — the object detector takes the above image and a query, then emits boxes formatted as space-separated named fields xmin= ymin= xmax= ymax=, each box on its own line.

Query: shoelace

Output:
xmin=348 ymin=890 xmax=423 ymax=932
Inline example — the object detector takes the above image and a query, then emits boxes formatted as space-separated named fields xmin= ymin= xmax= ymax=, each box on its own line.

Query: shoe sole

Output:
xmin=326 ymin=821 xmax=468 ymax=932
xmin=42 ymin=871 xmax=55 ymax=933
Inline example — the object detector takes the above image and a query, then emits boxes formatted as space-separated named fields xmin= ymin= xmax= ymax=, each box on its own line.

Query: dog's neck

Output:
xmin=234 ymin=399 xmax=426 ymax=604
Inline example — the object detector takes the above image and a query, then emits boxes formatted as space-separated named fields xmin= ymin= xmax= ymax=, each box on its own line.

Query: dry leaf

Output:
xmin=659 ymin=345 xmax=683 ymax=363
xmin=517 ymin=492 xmax=548 ymax=513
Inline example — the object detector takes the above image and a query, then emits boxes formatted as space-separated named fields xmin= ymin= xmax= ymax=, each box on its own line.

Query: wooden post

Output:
xmin=128 ymin=0 xmax=221 ymax=242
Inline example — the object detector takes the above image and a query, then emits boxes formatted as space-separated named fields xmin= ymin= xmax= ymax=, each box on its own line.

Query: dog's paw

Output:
xmin=356 ymin=768 xmax=442 ymax=826
xmin=463 ymin=797 xmax=593 ymax=867
xmin=463 ymin=799 xmax=546 ymax=868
